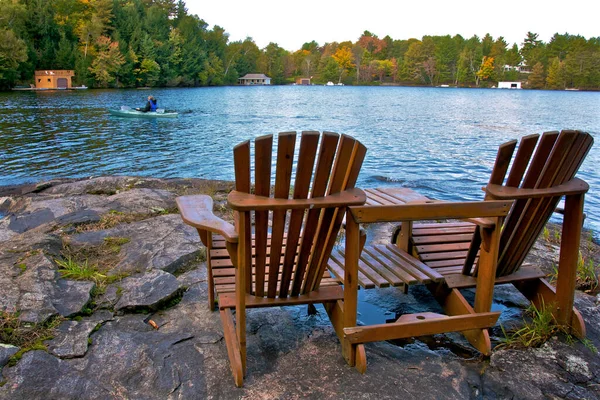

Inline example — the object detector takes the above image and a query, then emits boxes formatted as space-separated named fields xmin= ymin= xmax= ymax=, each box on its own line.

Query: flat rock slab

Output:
xmin=70 ymin=214 xmax=200 ymax=274
xmin=0 ymin=315 xmax=207 ymax=399
xmin=114 ymin=269 xmax=182 ymax=312
xmin=0 ymin=252 xmax=94 ymax=323
xmin=46 ymin=311 xmax=114 ymax=359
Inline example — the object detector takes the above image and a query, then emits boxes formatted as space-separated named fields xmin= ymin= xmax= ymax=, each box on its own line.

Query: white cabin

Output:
xmin=498 ymin=81 xmax=522 ymax=89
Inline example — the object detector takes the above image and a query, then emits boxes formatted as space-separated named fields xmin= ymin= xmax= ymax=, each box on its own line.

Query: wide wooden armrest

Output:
xmin=227 ymin=188 xmax=366 ymax=211
xmin=176 ymin=195 xmax=238 ymax=243
xmin=486 ymin=178 xmax=589 ymax=200
xmin=350 ymin=200 xmax=512 ymax=224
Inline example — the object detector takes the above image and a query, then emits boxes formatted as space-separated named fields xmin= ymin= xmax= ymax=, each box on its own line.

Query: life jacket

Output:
xmin=150 ymin=99 xmax=157 ymax=111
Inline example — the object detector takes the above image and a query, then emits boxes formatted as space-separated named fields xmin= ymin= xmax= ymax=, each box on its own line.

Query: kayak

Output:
xmin=109 ymin=108 xmax=179 ymax=118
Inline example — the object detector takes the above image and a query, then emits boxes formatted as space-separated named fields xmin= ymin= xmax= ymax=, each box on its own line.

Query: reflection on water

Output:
xmin=0 ymin=86 xmax=599 ymax=232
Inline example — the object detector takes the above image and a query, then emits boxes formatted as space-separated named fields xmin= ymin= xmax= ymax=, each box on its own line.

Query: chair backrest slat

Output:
xmin=233 ymin=140 xmax=252 ymax=292
xmin=279 ymin=132 xmax=320 ymax=297
xmin=464 ymin=130 xmax=592 ymax=278
xmin=500 ymin=130 xmax=578 ymax=274
xmin=253 ymin=135 xmax=273 ymax=297
xmin=502 ymin=131 xmax=593 ymax=274
xmin=291 ymin=133 xmax=341 ymax=296
xmin=267 ymin=133 xmax=297 ymax=297
xmin=504 ymin=134 xmax=539 ymax=188
xmin=497 ymin=132 xmax=560 ymax=267
xmin=233 ymin=131 xmax=365 ymax=299
xmin=303 ymin=134 xmax=361 ymax=293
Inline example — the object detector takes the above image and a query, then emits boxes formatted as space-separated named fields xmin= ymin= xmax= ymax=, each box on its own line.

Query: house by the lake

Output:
xmin=35 ymin=70 xmax=74 ymax=89
xmin=498 ymin=81 xmax=522 ymax=89
xmin=296 ymin=77 xmax=311 ymax=85
xmin=238 ymin=74 xmax=271 ymax=85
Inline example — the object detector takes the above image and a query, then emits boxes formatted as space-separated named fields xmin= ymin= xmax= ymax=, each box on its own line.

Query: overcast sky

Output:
xmin=185 ymin=0 xmax=598 ymax=51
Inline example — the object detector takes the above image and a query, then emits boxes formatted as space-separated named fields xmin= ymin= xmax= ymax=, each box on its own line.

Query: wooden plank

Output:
xmin=219 ymin=285 xmax=343 ymax=309
xmin=343 ymin=312 xmax=500 ymax=344
xmin=363 ymin=247 xmax=418 ymax=285
xmin=412 ymin=226 xmax=476 ymax=236
xmin=219 ymin=309 xmax=243 ymax=387
xmin=304 ymin=134 xmax=356 ymax=292
xmin=413 ymin=233 xmax=474 ymax=245
xmin=364 ymin=189 xmax=396 ymax=206
xmin=281 ymin=132 xmax=319 ymax=297
xmin=504 ymin=134 xmax=539 ymax=188
xmin=293 ymin=132 xmax=339 ymax=296
xmin=267 ymin=132 xmax=296 ymax=297
xmin=357 ymin=247 xmax=405 ymax=286
xmin=445 ymin=265 xmax=546 ymax=288
xmin=253 ymin=135 xmax=273 ymax=297
xmin=351 ymin=200 xmax=512 ymax=224
xmin=419 ymin=250 xmax=469 ymax=261
xmin=372 ymin=245 xmax=432 ymax=283
xmin=330 ymin=249 xmax=388 ymax=288
xmin=176 ymin=195 xmax=237 ymax=241
xmin=378 ymin=187 xmax=430 ymax=203
xmin=488 ymin=139 xmax=517 ymax=186
xmin=416 ymin=242 xmax=472 ymax=254
xmin=312 ymin=137 xmax=367 ymax=290
xmin=385 ymin=245 xmax=444 ymax=281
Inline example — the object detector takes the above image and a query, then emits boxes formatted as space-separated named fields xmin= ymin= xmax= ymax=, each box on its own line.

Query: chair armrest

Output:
xmin=350 ymin=200 xmax=512 ymax=224
xmin=227 ymin=188 xmax=366 ymax=211
xmin=176 ymin=195 xmax=238 ymax=243
xmin=485 ymin=178 xmax=589 ymax=200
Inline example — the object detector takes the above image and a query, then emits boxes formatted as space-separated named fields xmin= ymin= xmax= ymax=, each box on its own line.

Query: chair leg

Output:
xmin=429 ymin=285 xmax=493 ymax=355
xmin=220 ymin=309 xmax=244 ymax=387
xmin=355 ymin=344 xmax=367 ymax=374
xmin=513 ymin=278 xmax=587 ymax=339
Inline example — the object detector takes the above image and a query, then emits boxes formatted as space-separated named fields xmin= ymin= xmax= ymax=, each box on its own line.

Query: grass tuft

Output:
xmin=498 ymin=300 xmax=597 ymax=353
xmin=0 ymin=311 xmax=62 ymax=366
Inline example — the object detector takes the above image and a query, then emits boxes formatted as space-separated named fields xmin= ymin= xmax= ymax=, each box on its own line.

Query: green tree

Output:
xmin=546 ymin=57 xmax=567 ymax=89
xmin=88 ymin=35 xmax=125 ymax=87
xmin=527 ymin=62 xmax=546 ymax=89
xmin=0 ymin=28 xmax=27 ymax=88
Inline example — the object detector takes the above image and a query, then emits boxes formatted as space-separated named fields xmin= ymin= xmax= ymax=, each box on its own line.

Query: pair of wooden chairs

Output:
xmin=177 ymin=130 xmax=592 ymax=386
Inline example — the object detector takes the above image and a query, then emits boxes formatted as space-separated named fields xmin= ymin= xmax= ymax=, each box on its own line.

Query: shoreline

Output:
xmin=1 ymin=176 xmax=598 ymax=239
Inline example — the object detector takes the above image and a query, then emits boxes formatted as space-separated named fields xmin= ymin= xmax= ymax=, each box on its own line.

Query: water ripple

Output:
xmin=1 ymin=87 xmax=599 ymax=232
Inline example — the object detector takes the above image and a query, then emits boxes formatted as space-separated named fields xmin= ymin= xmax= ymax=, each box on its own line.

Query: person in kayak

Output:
xmin=136 ymin=96 xmax=157 ymax=112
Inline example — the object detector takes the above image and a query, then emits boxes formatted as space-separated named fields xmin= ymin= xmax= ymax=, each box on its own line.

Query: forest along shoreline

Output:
xmin=0 ymin=176 xmax=599 ymax=399
xmin=2 ymin=1 xmax=600 ymax=90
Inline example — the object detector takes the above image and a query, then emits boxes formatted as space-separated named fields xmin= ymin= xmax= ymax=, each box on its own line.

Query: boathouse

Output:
xmin=296 ymin=77 xmax=311 ymax=85
xmin=35 ymin=70 xmax=74 ymax=89
xmin=238 ymin=74 xmax=271 ymax=85
xmin=498 ymin=81 xmax=522 ymax=89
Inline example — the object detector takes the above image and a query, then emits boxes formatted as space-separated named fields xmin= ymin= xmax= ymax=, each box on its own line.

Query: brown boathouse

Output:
xmin=35 ymin=70 xmax=74 ymax=89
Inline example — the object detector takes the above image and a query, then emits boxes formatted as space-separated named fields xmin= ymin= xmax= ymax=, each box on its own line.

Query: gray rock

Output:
xmin=103 ymin=188 xmax=177 ymax=214
xmin=114 ymin=270 xmax=182 ymax=312
xmin=70 ymin=214 xmax=201 ymax=274
xmin=176 ymin=266 xmax=207 ymax=287
xmin=483 ymin=340 xmax=600 ymax=399
xmin=0 ymin=315 xmax=208 ymax=399
xmin=0 ymin=344 xmax=19 ymax=368
xmin=46 ymin=311 xmax=114 ymax=359
xmin=0 ymin=350 xmax=112 ymax=400
xmin=0 ymin=252 xmax=94 ymax=323
xmin=43 ymin=176 xmax=143 ymax=196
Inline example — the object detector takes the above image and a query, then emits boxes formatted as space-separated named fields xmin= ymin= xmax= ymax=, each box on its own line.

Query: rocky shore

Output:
xmin=0 ymin=176 xmax=599 ymax=399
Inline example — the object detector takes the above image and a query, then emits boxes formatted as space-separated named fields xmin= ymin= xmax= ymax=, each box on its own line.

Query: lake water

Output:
xmin=1 ymin=86 xmax=599 ymax=233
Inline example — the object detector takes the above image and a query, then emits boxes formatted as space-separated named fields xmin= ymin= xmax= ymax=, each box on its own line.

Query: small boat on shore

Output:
xmin=109 ymin=106 xmax=179 ymax=119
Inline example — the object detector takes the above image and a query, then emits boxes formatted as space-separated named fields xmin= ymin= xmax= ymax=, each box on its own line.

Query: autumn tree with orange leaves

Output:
xmin=332 ymin=46 xmax=355 ymax=83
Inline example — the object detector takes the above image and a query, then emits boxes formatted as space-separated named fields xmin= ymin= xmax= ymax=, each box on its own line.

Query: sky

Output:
xmin=185 ymin=0 xmax=598 ymax=51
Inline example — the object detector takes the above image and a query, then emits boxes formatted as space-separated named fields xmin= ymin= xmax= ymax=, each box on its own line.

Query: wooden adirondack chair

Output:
xmin=332 ymin=129 xmax=592 ymax=358
xmin=176 ymin=131 xmax=367 ymax=386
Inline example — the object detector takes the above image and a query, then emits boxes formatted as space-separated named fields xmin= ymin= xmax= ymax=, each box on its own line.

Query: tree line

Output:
xmin=1 ymin=0 xmax=599 ymax=90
